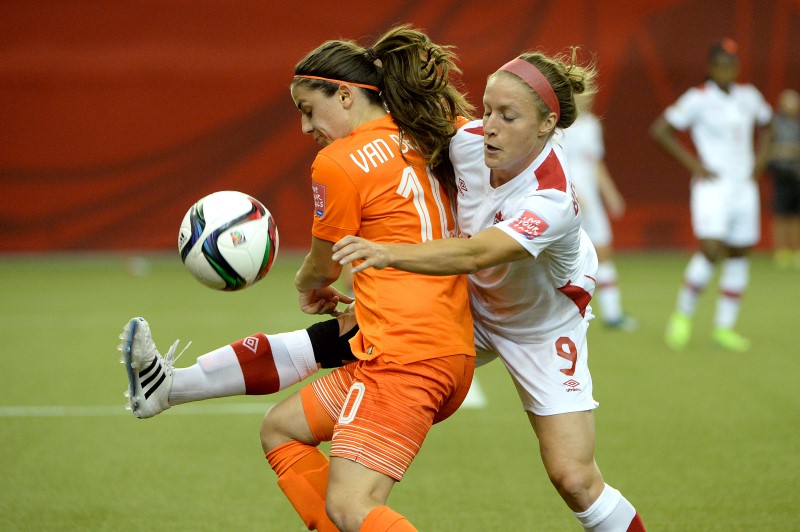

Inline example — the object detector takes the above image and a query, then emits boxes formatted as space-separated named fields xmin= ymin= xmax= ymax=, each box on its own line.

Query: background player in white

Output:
xmin=563 ymin=91 xmax=638 ymax=331
xmin=650 ymin=38 xmax=772 ymax=352
xmin=334 ymin=49 xmax=645 ymax=532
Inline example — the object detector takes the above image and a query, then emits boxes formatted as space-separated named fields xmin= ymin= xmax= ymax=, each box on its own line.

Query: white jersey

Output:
xmin=561 ymin=114 xmax=613 ymax=246
xmin=562 ymin=113 xmax=603 ymax=200
xmin=451 ymin=121 xmax=598 ymax=344
xmin=664 ymin=80 xmax=772 ymax=182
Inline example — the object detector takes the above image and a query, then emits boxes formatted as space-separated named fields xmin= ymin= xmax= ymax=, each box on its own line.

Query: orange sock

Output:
xmin=360 ymin=506 xmax=416 ymax=531
xmin=265 ymin=441 xmax=338 ymax=532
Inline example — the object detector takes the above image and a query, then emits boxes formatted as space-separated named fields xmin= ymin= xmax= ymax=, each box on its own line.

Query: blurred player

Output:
xmin=334 ymin=49 xmax=645 ymax=532
xmin=766 ymin=89 xmax=800 ymax=268
xmin=650 ymin=38 xmax=772 ymax=352
xmin=563 ymin=91 xmax=638 ymax=331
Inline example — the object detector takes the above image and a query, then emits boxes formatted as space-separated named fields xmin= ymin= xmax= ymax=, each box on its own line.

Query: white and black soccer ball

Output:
xmin=178 ymin=191 xmax=279 ymax=291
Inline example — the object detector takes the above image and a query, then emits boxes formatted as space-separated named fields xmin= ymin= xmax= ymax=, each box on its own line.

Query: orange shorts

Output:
xmin=300 ymin=354 xmax=474 ymax=481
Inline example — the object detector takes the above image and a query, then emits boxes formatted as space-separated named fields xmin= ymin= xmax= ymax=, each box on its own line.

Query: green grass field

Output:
xmin=1 ymin=251 xmax=798 ymax=531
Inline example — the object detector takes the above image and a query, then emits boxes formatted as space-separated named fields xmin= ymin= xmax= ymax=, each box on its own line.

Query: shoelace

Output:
xmin=163 ymin=339 xmax=192 ymax=368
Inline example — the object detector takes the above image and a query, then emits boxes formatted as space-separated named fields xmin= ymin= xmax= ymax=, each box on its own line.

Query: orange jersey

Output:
xmin=309 ymin=114 xmax=474 ymax=363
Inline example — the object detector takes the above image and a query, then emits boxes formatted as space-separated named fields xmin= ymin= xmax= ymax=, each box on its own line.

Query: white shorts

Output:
xmin=579 ymin=191 xmax=612 ymax=247
xmin=690 ymin=178 xmax=760 ymax=247
xmin=473 ymin=317 xmax=598 ymax=416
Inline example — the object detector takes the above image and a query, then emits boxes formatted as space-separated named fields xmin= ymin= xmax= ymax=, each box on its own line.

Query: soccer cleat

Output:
xmin=118 ymin=317 xmax=189 ymax=419
xmin=712 ymin=328 xmax=751 ymax=353
xmin=604 ymin=315 xmax=640 ymax=332
xmin=665 ymin=312 xmax=691 ymax=350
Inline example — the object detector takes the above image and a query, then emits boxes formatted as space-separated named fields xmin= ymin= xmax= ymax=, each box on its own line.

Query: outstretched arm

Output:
xmin=332 ymin=227 xmax=530 ymax=275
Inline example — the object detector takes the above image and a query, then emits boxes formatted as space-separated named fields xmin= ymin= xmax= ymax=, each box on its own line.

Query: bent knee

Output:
xmin=547 ymin=465 xmax=602 ymax=506
xmin=260 ymin=406 xmax=290 ymax=453
xmin=325 ymin=493 xmax=370 ymax=532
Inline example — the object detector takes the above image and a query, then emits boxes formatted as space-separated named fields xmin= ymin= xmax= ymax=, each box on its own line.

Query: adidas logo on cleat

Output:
xmin=118 ymin=317 xmax=189 ymax=419
xmin=138 ymin=356 xmax=168 ymax=400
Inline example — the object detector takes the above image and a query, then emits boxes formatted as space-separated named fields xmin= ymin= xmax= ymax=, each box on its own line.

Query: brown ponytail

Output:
xmin=291 ymin=24 xmax=474 ymax=195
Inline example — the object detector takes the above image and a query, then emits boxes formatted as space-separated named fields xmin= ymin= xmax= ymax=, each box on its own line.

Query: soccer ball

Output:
xmin=178 ymin=191 xmax=279 ymax=291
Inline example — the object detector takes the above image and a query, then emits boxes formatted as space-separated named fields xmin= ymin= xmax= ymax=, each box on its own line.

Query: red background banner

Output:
xmin=2 ymin=0 xmax=799 ymax=252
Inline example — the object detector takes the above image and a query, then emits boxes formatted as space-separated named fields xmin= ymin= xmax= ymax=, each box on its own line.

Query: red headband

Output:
xmin=293 ymin=75 xmax=380 ymax=93
xmin=498 ymin=58 xmax=560 ymax=120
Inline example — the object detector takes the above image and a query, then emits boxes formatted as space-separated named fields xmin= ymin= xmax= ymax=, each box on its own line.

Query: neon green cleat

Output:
xmin=665 ymin=312 xmax=691 ymax=350
xmin=712 ymin=328 xmax=751 ymax=352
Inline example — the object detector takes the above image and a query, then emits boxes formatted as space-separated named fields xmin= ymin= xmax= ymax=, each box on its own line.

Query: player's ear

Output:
xmin=338 ymin=85 xmax=354 ymax=109
xmin=539 ymin=111 xmax=557 ymax=136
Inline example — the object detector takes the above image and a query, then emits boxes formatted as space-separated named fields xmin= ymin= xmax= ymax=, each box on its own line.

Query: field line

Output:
xmin=0 ymin=379 xmax=488 ymax=418
xmin=0 ymin=403 xmax=275 ymax=417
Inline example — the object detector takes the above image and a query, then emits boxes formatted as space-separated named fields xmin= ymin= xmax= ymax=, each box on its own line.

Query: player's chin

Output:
xmin=483 ymin=146 xmax=502 ymax=165
xmin=483 ymin=153 xmax=502 ymax=168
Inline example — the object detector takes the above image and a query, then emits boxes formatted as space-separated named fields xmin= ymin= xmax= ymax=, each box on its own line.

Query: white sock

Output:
xmin=574 ymin=484 xmax=637 ymax=531
xmin=170 ymin=345 xmax=245 ymax=405
xmin=677 ymin=253 xmax=715 ymax=316
xmin=596 ymin=262 xmax=623 ymax=322
xmin=272 ymin=330 xmax=319 ymax=388
xmin=715 ymin=257 xmax=749 ymax=329
xmin=169 ymin=330 xmax=318 ymax=405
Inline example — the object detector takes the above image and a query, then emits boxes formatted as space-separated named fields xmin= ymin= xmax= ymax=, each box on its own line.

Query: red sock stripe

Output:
xmin=683 ymin=282 xmax=704 ymax=294
xmin=231 ymin=333 xmax=280 ymax=394
xmin=720 ymin=289 xmax=742 ymax=299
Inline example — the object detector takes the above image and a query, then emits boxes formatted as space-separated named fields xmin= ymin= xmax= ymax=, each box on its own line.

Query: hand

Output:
xmin=690 ymin=161 xmax=716 ymax=181
xmin=332 ymin=236 xmax=392 ymax=274
xmin=298 ymin=286 xmax=355 ymax=316
xmin=605 ymin=193 xmax=626 ymax=220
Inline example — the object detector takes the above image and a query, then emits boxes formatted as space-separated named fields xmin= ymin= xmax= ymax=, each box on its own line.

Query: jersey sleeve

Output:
xmin=664 ymin=88 xmax=699 ymax=131
xmin=751 ymin=86 xmax=773 ymax=126
xmin=308 ymin=152 xmax=362 ymax=243
xmin=494 ymin=190 xmax=575 ymax=259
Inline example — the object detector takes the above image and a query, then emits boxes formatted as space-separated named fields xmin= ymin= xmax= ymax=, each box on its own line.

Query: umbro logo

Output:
xmin=458 ymin=178 xmax=468 ymax=196
xmin=563 ymin=379 xmax=580 ymax=392
xmin=243 ymin=336 xmax=259 ymax=354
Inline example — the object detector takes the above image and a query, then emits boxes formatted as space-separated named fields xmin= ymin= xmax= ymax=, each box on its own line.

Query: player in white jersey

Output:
xmin=651 ymin=38 xmax=772 ymax=352
xmin=563 ymin=92 xmax=637 ymax=331
xmin=450 ymin=119 xmax=600 ymax=415
xmin=334 ymin=50 xmax=645 ymax=532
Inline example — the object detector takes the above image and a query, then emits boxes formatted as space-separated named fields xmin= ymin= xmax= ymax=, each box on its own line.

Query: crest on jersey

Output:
xmin=312 ymin=181 xmax=326 ymax=218
xmin=509 ymin=210 xmax=549 ymax=240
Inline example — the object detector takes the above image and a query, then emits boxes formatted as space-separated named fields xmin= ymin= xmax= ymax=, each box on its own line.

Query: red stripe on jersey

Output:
xmin=558 ymin=281 xmax=592 ymax=317
xmin=232 ymin=334 xmax=280 ymax=394
xmin=464 ymin=126 xmax=484 ymax=135
xmin=535 ymin=149 xmax=567 ymax=192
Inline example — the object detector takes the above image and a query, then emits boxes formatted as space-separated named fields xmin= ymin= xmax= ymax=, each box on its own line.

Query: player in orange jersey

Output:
xmin=258 ymin=25 xmax=476 ymax=532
